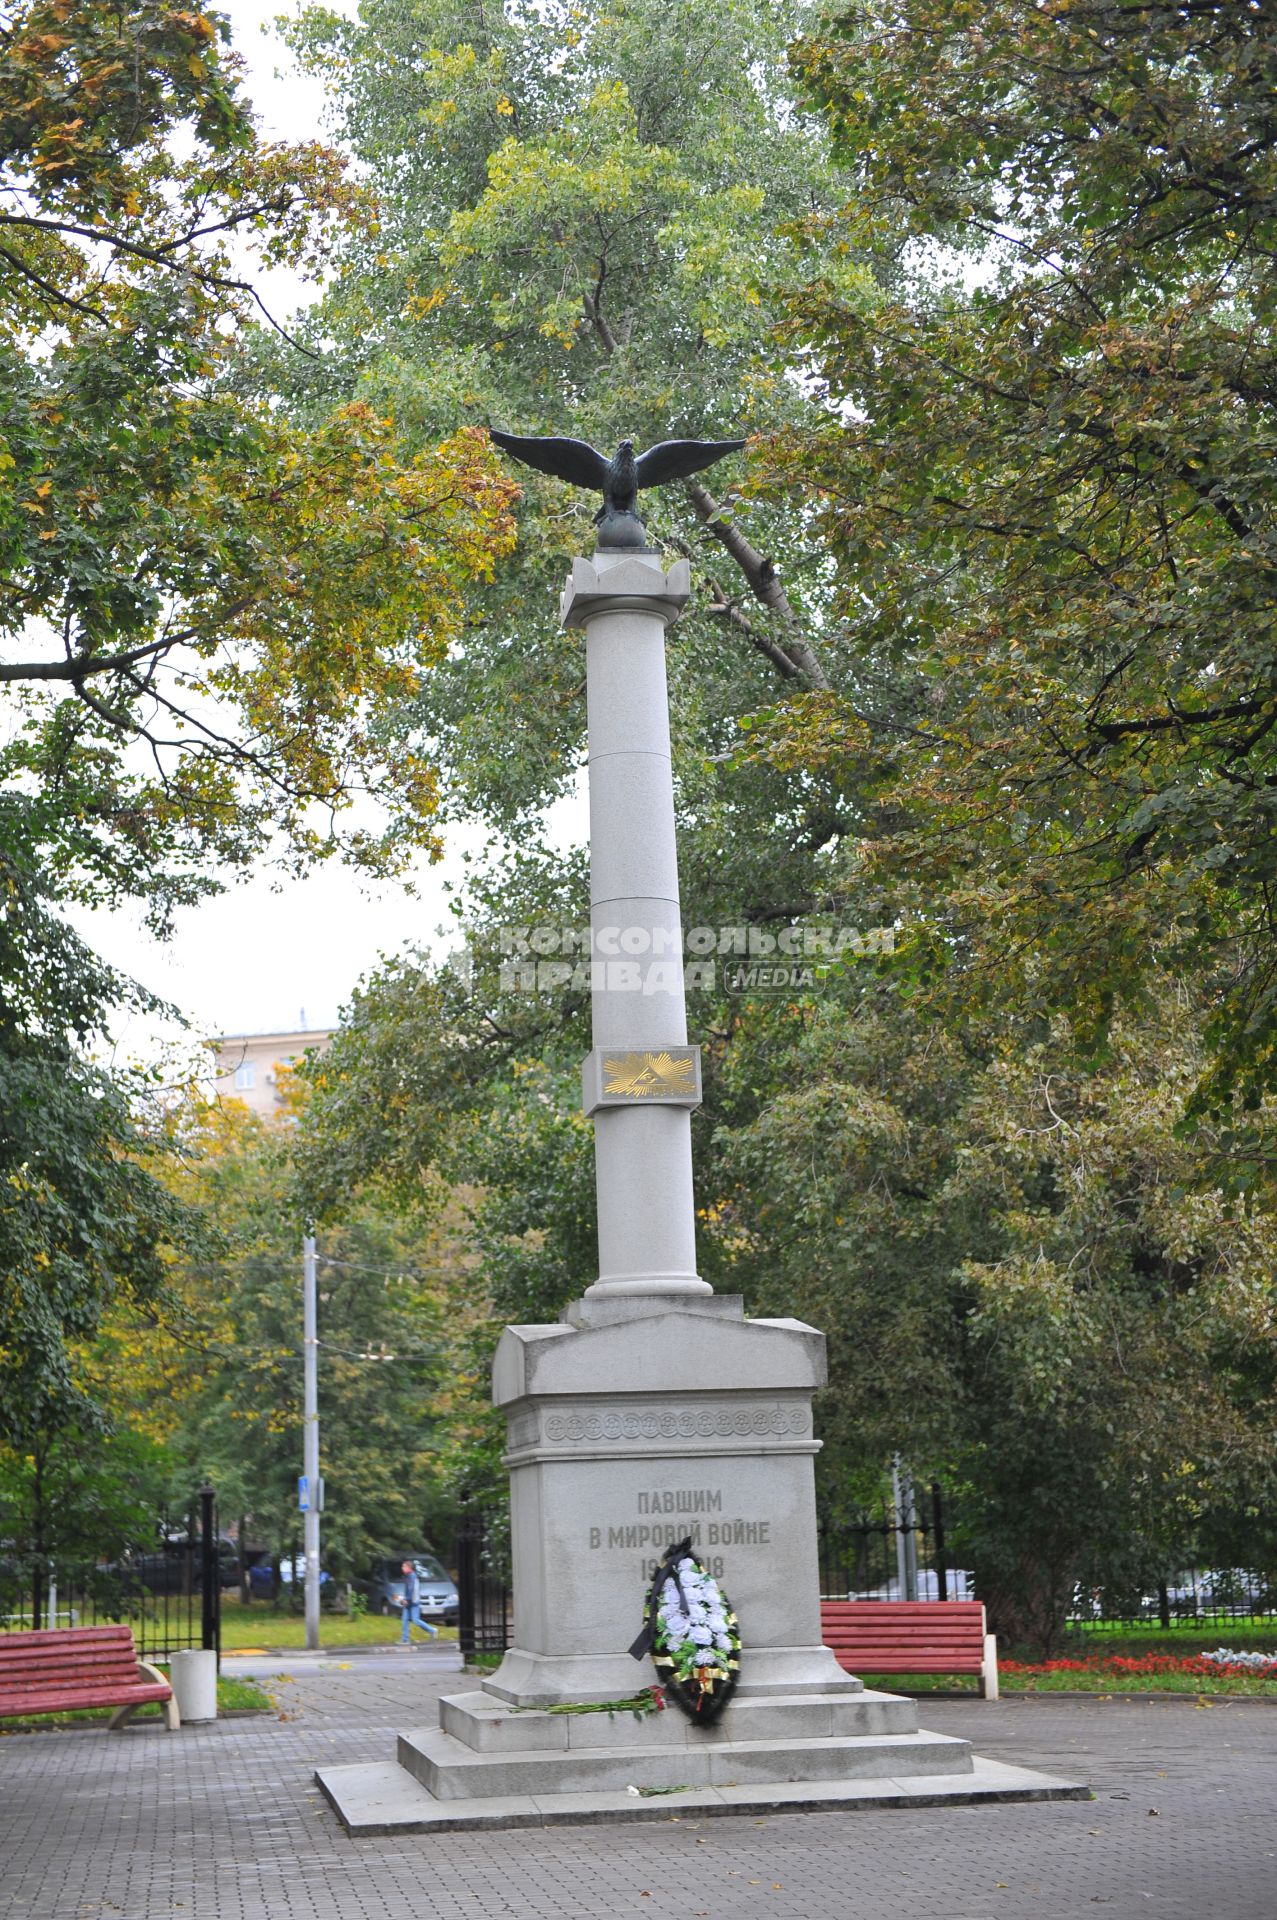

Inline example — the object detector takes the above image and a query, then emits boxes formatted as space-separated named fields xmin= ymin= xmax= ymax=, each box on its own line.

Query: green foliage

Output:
xmin=146 ymin=1103 xmax=464 ymax=1576
xmin=0 ymin=1418 xmax=169 ymax=1566
xmin=285 ymin=0 xmax=1277 ymax=1650
xmin=1 ymin=0 xmax=517 ymax=916
xmin=0 ymin=2 xmax=519 ymax=1459
xmin=281 ymin=0 xmax=849 ymax=830
xmin=0 ymin=3 xmax=247 ymax=222
xmin=710 ymin=983 xmax=1277 ymax=1649
xmin=771 ymin=0 xmax=1277 ymax=1110
xmin=0 ymin=790 xmax=204 ymax=1443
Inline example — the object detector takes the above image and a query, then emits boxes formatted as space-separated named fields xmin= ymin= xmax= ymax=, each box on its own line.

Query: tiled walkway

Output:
xmin=2 ymin=1650 xmax=1274 ymax=1919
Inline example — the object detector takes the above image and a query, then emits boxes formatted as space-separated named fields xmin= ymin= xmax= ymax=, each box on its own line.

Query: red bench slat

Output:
xmin=0 ymin=1683 xmax=171 ymax=1714
xmin=0 ymin=1626 xmax=136 ymax=1651
xmin=0 ymin=1646 xmax=142 ymax=1673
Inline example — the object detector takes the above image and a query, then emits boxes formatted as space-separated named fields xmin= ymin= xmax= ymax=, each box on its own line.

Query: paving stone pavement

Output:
xmin=2 ymin=1651 xmax=1275 ymax=1920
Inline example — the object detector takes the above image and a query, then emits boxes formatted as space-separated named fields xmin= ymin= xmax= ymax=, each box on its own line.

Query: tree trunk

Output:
xmin=976 ymin=1556 xmax=1073 ymax=1660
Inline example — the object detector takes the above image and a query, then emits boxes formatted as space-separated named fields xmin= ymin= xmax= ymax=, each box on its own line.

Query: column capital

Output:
xmin=560 ymin=553 xmax=691 ymax=630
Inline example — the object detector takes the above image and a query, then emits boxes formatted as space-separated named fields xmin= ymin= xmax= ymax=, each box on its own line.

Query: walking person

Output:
xmin=399 ymin=1559 xmax=439 ymax=1644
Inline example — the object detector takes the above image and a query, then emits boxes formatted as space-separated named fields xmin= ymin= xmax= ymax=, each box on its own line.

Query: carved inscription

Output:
xmin=587 ymin=1519 xmax=772 ymax=1550
xmin=543 ymin=1403 xmax=809 ymax=1444
xmin=586 ymin=1487 xmax=773 ymax=1582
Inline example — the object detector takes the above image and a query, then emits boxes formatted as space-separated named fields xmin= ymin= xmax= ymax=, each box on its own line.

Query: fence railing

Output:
xmin=1069 ymin=1569 xmax=1277 ymax=1632
xmin=455 ymin=1510 xmax=512 ymax=1657
xmin=819 ymin=1487 xmax=1277 ymax=1634
xmin=819 ymin=1484 xmax=973 ymax=1602
xmin=446 ymin=1488 xmax=1277 ymax=1648
xmin=0 ymin=1487 xmax=222 ymax=1664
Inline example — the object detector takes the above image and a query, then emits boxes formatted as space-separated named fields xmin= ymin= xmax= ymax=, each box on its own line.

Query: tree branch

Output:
xmin=1087 ymin=694 xmax=1269 ymax=743
xmin=702 ymin=583 xmax=803 ymax=680
xmin=0 ymin=608 xmax=251 ymax=685
xmin=684 ymin=481 xmax=830 ymax=688
xmin=581 ymin=251 xmax=617 ymax=356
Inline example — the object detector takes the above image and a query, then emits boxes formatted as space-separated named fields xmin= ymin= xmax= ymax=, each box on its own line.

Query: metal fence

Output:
xmin=1069 ymin=1569 xmax=1277 ymax=1632
xmin=0 ymin=1486 xmax=222 ymax=1664
xmin=818 ymin=1479 xmax=1277 ymax=1633
xmin=818 ymin=1482 xmax=974 ymax=1603
xmin=455 ymin=1510 xmax=512 ymax=1657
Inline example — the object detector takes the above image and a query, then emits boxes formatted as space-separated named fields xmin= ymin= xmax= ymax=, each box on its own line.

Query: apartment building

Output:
xmin=208 ymin=1026 xmax=334 ymax=1122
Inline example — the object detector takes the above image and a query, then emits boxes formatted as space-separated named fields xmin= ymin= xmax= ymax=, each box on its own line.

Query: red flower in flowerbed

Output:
xmin=1001 ymin=1653 xmax=1221 ymax=1678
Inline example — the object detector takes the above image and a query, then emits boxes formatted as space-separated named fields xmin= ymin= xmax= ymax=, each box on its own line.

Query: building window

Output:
xmin=234 ymin=1063 xmax=256 ymax=1091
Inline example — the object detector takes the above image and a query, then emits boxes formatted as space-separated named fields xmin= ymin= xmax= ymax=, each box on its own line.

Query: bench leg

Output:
xmin=137 ymin=1661 xmax=181 ymax=1730
xmin=981 ymin=1633 xmax=1000 ymax=1702
xmin=107 ymin=1702 xmax=137 ymax=1731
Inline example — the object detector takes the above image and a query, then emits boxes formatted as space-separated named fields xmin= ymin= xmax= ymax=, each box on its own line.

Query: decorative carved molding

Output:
xmin=536 ymin=1403 xmax=810 ymax=1446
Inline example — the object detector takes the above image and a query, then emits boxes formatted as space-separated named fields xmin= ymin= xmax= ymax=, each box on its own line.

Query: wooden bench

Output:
xmin=0 ymin=1625 xmax=180 ymax=1729
xmin=820 ymin=1600 xmax=999 ymax=1699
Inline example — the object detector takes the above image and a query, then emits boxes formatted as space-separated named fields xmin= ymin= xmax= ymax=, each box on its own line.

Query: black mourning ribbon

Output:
xmin=628 ymin=1536 xmax=695 ymax=1662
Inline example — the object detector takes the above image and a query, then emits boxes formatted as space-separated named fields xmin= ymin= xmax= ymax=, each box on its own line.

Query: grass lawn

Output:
xmin=218 ymin=1597 xmax=458 ymax=1651
xmin=1073 ymin=1621 xmax=1277 ymax=1654
xmin=864 ymin=1668 xmax=1277 ymax=1696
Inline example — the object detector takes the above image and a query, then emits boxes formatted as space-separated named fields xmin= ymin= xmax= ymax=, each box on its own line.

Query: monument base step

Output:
xmin=439 ymin=1686 xmax=917 ymax=1753
xmin=398 ymin=1721 xmax=975 ymax=1800
xmin=315 ymin=1756 xmax=1091 ymax=1836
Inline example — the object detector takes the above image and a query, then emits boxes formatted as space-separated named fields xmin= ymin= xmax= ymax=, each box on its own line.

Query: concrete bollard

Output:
xmin=169 ymin=1648 xmax=217 ymax=1723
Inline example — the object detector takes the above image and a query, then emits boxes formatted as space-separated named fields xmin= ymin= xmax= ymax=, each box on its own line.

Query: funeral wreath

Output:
xmin=629 ymin=1536 xmax=741 ymax=1724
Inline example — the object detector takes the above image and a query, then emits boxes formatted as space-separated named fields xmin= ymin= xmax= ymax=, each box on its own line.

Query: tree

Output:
xmin=276 ymin=0 xmax=879 ymax=1505
xmin=284 ymin=0 xmax=1277 ymax=1644
xmin=139 ymin=1100 xmax=472 ymax=1579
xmin=1 ymin=1 xmax=518 ymax=916
xmin=0 ymin=1418 xmax=171 ymax=1627
xmin=0 ymin=792 xmax=202 ymax=1444
xmin=707 ymin=983 xmax=1277 ymax=1651
xmin=282 ymin=0 xmax=855 ymax=838
xmin=770 ymin=0 xmax=1277 ymax=1110
xmin=0 ymin=3 xmax=517 ymax=1447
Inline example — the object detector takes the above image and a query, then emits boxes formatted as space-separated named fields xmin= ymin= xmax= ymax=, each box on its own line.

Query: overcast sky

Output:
xmin=72 ymin=2 xmax=585 ymax=1068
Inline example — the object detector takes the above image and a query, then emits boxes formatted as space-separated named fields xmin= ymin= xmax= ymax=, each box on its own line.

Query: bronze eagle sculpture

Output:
xmin=488 ymin=429 xmax=746 ymax=548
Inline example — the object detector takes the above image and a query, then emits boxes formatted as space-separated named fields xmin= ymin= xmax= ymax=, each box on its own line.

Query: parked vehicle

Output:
xmin=836 ymin=1569 xmax=974 ymax=1603
xmin=247 ymin=1555 xmax=333 ymax=1597
xmin=356 ymin=1554 xmax=458 ymax=1623
xmin=1146 ymin=1570 xmax=1266 ymax=1618
xmin=126 ymin=1534 xmax=240 ymax=1593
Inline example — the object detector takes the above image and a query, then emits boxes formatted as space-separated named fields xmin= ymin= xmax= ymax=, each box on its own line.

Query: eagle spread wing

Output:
xmin=487 ymin=429 xmax=610 ymax=491
xmin=634 ymin=438 xmax=747 ymax=488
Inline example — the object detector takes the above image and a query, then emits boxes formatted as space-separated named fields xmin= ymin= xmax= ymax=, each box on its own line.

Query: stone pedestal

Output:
xmin=486 ymin=1293 xmax=853 ymax=1706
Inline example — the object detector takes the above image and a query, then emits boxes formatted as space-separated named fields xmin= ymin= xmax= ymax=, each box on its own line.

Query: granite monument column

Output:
xmin=568 ymin=548 xmax=708 ymax=1297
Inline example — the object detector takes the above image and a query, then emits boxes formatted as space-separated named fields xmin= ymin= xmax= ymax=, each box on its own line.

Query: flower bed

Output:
xmin=1200 ymin=1649 xmax=1277 ymax=1675
xmin=860 ymin=1646 xmax=1277 ymax=1694
xmin=1003 ymin=1654 xmax=1216 ymax=1678
xmin=1002 ymin=1650 xmax=1277 ymax=1679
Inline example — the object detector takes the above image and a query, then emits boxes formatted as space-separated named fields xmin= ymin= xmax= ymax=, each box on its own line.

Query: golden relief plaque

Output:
xmin=602 ymin=1051 xmax=698 ymax=1098
xmin=581 ymin=1045 xmax=702 ymax=1114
